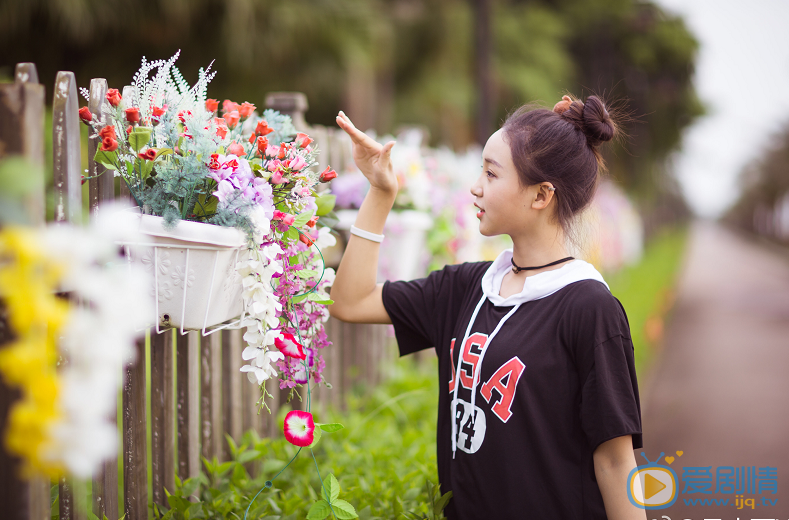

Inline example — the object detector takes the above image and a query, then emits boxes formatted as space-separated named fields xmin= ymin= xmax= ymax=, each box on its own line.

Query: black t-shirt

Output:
xmin=382 ymin=261 xmax=643 ymax=520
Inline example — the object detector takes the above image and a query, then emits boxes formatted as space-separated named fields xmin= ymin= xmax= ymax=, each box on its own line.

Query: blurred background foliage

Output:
xmin=0 ymin=0 xmax=703 ymax=236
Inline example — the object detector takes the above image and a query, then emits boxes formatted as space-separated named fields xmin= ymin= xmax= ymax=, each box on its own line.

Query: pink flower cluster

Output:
xmin=209 ymin=154 xmax=274 ymax=208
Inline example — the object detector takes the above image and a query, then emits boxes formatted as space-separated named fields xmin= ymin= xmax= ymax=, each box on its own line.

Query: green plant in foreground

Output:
xmin=150 ymin=356 xmax=450 ymax=520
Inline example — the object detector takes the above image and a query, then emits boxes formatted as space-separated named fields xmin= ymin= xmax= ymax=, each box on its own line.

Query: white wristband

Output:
xmin=350 ymin=225 xmax=384 ymax=243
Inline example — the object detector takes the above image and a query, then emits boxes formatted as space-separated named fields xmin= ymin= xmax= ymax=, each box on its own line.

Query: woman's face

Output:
xmin=470 ymin=129 xmax=530 ymax=237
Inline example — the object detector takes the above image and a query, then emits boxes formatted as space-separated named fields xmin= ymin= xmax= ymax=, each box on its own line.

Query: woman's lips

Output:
xmin=476 ymin=209 xmax=485 ymax=219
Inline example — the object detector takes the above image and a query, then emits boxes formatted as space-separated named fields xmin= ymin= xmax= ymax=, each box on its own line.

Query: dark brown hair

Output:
xmin=502 ymin=95 xmax=616 ymax=243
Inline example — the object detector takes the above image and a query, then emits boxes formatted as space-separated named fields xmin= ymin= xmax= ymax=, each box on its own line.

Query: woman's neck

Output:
xmin=509 ymin=227 xmax=571 ymax=278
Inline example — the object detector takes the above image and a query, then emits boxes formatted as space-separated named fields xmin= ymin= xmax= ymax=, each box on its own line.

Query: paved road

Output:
xmin=640 ymin=220 xmax=789 ymax=520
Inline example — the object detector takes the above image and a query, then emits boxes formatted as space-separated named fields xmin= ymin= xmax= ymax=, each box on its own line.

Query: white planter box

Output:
xmin=336 ymin=209 xmax=433 ymax=281
xmin=123 ymin=214 xmax=248 ymax=332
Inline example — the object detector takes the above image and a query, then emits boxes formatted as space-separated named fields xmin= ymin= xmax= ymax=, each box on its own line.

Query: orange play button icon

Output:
xmin=644 ymin=473 xmax=667 ymax=499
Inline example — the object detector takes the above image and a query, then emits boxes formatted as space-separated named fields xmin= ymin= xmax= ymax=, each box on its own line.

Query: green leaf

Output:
xmin=315 ymin=194 xmax=336 ymax=216
xmin=307 ymin=292 xmax=333 ymax=305
xmin=434 ymin=491 xmax=453 ymax=515
xmin=296 ymin=269 xmax=319 ymax=279
xmin=306 ymin=500 xmax=332 ymax=520
xmin=318 ymin=423 xmax=344 ymax=433
xmin=284 ymin=226 xmax=299 ymax=244
xmin=181 ymin=477 xmax=200 ymax=498
xmin=128 ymin=127 xmax=152 ymax=152
xmin=93 ymin=150 xmax=118 ymax=171
xmin=225 ymin=434 xmax=238 ymax=457
xmin=194 ymin=193 xmax=218 ymax=219
xmin=321 ymin=474 xmax=340 ymax=503
xmin=142 ymin=158 xmax=155 ymax=179
xmin=215 ymin=461 xmax=234 ymax=476
xmin=293 ymin=210 xmax=315 ymax=227
xmin=186 ymin=502 xmax=205 ymax=519
xmin=237 ymin=449 xmax=261 ymax=464
xmin=307 ymin=425 xmax=322 ymax=449
xmin=167 ymin=495 xmax=190 ymax=513
xmin=290 ymin=293 xmax=308 ymax=304
xmin=155 ymin=148 xmax=174 ymax=158
xmin=331 ymin=499 xmax=358 ymax=519
xmin=289 ymin=255 xmax=300 ymax=266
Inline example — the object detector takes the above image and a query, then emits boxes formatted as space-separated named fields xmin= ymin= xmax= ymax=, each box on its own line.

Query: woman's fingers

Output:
xmin=335 ymin=111 xmax=381 ymax=152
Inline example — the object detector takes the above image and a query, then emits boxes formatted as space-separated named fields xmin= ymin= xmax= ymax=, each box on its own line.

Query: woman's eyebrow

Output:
xmin=483 ymin=157 xmax=503 ymax=168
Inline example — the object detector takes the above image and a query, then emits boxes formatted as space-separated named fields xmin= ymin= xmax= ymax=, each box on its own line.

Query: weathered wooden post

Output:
xmin=52 ymin=69 xmax=86 ymax=520
xmin=85 ymin=78 xmax=121 ymax=520
xmin=0 ymin=62 xmax=47 ymax=520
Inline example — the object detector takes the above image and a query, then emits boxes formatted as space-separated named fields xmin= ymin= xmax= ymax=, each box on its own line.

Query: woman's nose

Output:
xmin=470 ymin=175 xmax=482 ymax=197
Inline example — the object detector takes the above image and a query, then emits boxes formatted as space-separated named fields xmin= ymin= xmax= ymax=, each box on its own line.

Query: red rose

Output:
xmin=205 ymin=99 xmax=219 ymax=113
xmin=319 ymin=166 xmax=337 ymax=182
xmin=256 ymin=136 xmax=269 ymax=155
xmin=224 ymin=110 xmax=240 ymax=130
xmin=248 ymin=133 xmax=256 ymax=144
xmin=98 ymin=125 xmax=116 ymax=141
xmin=152 ymin=105 xmax=166 ymax=117
xmin=222 ymin=100 xmax=240 ymax=114
xmin=277 ymin=143 xmax=289 ymax=160
xmin=138 ymin=149 xmax=157 ymax=161
xmin=78 ymin=107 xmax=92 ymax=124
xmin=126 ymin=125 xmax=133 ymax=135
xmin=101 ymin=137 xmax=118 ymax=152
xmin=299 ymin=233 xmax=314 ymax=246
xmin=294 ymin=132 xmax=313 ymax=149
xmin=307 ymin=215 xmax=319 ymax=228
xmin=238 ymin=102 xmax=255 ymax=119
xmin=208 ymin=153 xmax=220 ymax=170
xmin=125 ymin=107 xmax=140 ymax=123
xmin=255 ymin=120 xmax=274 ymax=136
xmin=227 ymin=141 xmax=245 ymax=156
xmin=106 ymin=88 xmax=122 ymax=107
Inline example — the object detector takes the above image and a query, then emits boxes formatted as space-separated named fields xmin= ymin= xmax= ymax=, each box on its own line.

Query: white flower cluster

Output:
xmin=238 ymin=242 xmax=285 ymax=384
xmin=42 ymin=209 xmax=153 ymax=478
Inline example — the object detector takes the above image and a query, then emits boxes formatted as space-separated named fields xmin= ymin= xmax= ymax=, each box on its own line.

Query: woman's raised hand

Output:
xmin=335 ymin=111 xmax=398 ymax=195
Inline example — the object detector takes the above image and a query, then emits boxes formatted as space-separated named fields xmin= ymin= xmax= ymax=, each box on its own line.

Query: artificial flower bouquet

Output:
xmin=78 ymin=51 xmax=339 ymax=401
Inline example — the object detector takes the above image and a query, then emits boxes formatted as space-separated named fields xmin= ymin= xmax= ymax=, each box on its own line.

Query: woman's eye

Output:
xmin=486 ymin=170 xmax=495 ymax=179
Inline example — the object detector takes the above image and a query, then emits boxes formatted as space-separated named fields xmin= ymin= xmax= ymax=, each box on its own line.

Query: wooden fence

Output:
xmin=0 ymin=64 xmax=395 ymax=520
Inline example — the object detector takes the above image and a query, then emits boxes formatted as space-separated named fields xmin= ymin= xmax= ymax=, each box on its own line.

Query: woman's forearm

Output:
xmin=329 ymin=186 xmax=396 ymax=319
xmin=594 ymin=436 xmax=647 ymax=520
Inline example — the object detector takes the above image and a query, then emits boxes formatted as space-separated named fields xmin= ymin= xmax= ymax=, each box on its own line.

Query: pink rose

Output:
xmin=224 ymin=110 xmax=240 ymax=130
xmin=238 ymin=102 xmax=256 ymax=119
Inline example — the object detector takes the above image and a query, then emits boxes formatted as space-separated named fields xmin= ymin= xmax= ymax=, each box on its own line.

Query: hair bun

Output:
xmin=581 ymin=96 xmax=615 ymax=146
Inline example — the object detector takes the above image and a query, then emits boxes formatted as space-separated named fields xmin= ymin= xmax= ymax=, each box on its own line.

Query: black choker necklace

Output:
xmin=511 ymin=256 xmax=575 ymax=273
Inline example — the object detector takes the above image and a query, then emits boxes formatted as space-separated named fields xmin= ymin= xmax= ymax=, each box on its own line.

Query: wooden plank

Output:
xmin=176 ymin=332 xmax=200 ymax=481
xmin=163 ymin=330 xmax=176 ymax=495
xmin=14 ymin=63 xmax=39 ymax=84
xmin=0 ymin=64 xmax=47 ymax=520
xmin=210 ymin=333 xmax=223 ymax=461
xmin=52 ymin=71 xmax=82 ymax=224
xmin=122 ymin=337 xmax=148 ymax=520
xmin=223 ymin=329 xmax=243 ymax=460
xmin=149 ymin=330 xmax=169 ymax=510
xmin=87 ymin=79 xmax=113 ymax=221
xmin=0 ymin=67 xmax=45 ymax=225
xmin=201 ymin=333 xmax=223 ymax=463
xmin=87 ymin=78 xmax=118 ymax=520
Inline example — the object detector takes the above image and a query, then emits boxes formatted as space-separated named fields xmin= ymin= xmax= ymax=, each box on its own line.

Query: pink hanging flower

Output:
xmin=275 ymin=332 xmax=306 ymax=359
xmin=283 ymin=410 xmax=314 ymax=447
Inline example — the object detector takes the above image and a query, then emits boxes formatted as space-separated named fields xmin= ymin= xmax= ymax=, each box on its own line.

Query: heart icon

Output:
xmin=676 ymin=451 xmax=683 ymax=457
xmin=665 ymin=456 xmax=675 ymax=464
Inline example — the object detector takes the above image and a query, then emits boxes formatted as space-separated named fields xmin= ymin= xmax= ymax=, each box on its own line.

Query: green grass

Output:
xmin=607 ymin=225 xmax=690 ymax=377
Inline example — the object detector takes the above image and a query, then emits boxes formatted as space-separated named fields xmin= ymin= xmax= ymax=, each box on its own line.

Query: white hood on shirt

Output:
xmin=481 ymin=249 xmax=609 ymax=306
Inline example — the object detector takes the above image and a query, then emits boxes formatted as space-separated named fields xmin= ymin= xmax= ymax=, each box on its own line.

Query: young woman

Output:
xmin=329 ymin=95 xmax=645 ymax=520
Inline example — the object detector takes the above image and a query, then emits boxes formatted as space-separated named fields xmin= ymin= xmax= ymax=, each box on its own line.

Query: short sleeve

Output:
xmin=579 ymin=333 xmax=643 ymax=452
xmin=382 ymin=262 xmax=485 ymax=357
